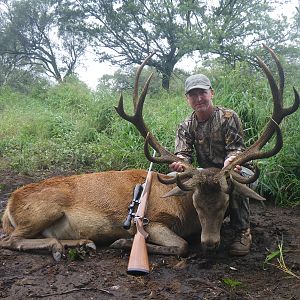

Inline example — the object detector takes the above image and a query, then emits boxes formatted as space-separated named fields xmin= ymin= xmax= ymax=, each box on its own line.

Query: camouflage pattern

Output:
xmin=175 ymin=106 xmax=252 ymax=231
xmin=175 ymin=106 xmax=245 ymax=168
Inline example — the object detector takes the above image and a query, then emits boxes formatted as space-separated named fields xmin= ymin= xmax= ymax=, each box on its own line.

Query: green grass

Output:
xmin=264 ymin=239 xmax=300 ymax=280
xmin=0 ymin=66 xmax=299 ymax=206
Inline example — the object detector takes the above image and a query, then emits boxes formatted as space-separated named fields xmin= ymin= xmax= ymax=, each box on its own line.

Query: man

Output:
xmin=170 ymin=74 xmax=253 ymax=256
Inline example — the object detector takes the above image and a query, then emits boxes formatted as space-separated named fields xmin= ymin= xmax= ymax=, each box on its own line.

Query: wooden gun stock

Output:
xmin=127 ymin=171 xmax=153 ymax=276
xmin=127 ymin=219 xmax=150 ymax=275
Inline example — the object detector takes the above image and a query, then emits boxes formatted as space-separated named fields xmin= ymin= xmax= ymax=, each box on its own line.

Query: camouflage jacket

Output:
xmin=175 ymin=106 xmax=247 ymax=169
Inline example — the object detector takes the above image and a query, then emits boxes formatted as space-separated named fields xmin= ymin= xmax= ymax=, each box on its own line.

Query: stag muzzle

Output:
xmin=201 ymin=234 xmax=221 ymax=253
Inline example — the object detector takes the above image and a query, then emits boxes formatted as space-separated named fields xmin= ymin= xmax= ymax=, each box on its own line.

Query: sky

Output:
xmin=76 ymin=50 xmax=192 ymax=90
xmin=77 ymin=0 xmax=299 ymax=90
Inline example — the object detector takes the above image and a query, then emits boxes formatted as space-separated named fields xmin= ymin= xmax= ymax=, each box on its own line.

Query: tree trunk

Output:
xmin=161 ymin=62 xmax=176 ymax=91
xmin=162 ymin=73 xmax=170 ymax=91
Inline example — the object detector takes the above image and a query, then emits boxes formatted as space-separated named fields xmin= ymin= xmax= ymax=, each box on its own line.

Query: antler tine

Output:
xmin=133 ymin=52 xmax=156 ymax=111
xmin=157 ymin=170 xmax=195 ymax=185
xmin=115 ymin=52 xmax=157 ymax=141
xmin=262 ymin=43 xmax=284 ymax=102
xmin=259 ymin=44 xmax=299 ymax=117
xmin=133 ymin=72 xmax=155 ymax=139
xmin=115 ymin=93 xmax=134 ymax=123
xmin=220 ymin=45 xmax=299 ymax=181
xmin=176 ymin=174 xmax=194 ymax=191
xmin=221 ymin=122 xmax=283 ymax=178
xmin=260 ymin=45 xmax=300 ymax=116
xmin=229 ymin=165 xmax=260 ymax=185
xmin=250 ymin=45 xmax=299 ymax=149
xmin=144 ymin=133 xmax=195 ymax=170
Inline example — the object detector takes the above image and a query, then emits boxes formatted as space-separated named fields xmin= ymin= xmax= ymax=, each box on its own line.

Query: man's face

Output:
xmin=186 ymin=88 xmax=214 ymax=113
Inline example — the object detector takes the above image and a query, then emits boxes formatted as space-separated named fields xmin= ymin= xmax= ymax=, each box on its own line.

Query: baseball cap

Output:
xmin=185 ymin=74 xmax=212 ymax=94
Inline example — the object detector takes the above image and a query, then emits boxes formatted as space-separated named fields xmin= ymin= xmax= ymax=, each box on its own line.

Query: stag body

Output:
xmin=0 ymin=45 xmax=299 ymax=260
xmin=1 ymin=170 xmax=201 ymax=259
xmin=1 ymin=169 xmax=231 ymax=259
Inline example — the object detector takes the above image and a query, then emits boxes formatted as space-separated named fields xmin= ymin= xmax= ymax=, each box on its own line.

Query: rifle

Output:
xmin=126 ymin=151 xmax=155 ymax=276
xmin=123 ymin=184 xmax=144 ymax=230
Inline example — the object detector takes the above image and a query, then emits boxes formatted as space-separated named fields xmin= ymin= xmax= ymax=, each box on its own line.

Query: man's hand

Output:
xmin=169 ymin=155 xmax=186 ymax=172
xmin=223 ymin=155 xmax=241 ymax=173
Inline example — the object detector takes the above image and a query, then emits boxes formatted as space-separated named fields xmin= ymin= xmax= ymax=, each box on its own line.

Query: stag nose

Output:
xmin=201 ymin=240 xmax=220 ymax=252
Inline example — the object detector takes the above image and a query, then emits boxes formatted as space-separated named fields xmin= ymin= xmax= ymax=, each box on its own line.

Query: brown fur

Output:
xmin=2 ymin=210 xmax=14 ymax=234
xmin=0 ymin=169 xmax=204 ymax=259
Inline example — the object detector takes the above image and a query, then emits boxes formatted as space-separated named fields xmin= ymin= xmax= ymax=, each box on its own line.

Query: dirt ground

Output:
xmin=0 ymin=170 xmax=299 ymax=300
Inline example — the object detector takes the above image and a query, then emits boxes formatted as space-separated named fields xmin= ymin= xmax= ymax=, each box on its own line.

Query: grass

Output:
xmin=222 ymin=277 xmax=243 ymax=300
xmin=0 ymin=65 xmax=299 ymax=206
xmin=264 ymin=239 xmax=300 ymax=280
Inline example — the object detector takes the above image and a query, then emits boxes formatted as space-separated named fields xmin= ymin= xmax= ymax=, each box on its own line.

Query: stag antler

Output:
xmin=115 ymin=53 xmax=194 ymax=173
xmin=220 ymin=44 xmax=300 ymax=183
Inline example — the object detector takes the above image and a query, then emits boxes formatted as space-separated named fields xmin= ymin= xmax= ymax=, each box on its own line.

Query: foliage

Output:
xmin=264 ymin=239 xmax=300 ymax=280
xmin=0 ymin=0 xmax=298 ymax=90
xmin=97 ymin=66 xmax=187 ymax=94
xmin=0 ymin=60 xmax=299 ymax=206
xmin=59 ymin=0 xmax=291 ymax=90
xmin=67 ymin=246 xmax=91 ymax=261
xmin=0 ymin=0 xmax=87 ymax=82
xmin=222 ymin=277 xmax=242 ymax=288
xmin=222 ymin=277 xmax=243 ymax=299
xmin=0 ymin=61 xmax=50 ymax=94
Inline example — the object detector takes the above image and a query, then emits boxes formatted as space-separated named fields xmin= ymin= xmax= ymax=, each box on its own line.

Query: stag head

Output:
xmin=115 ymin=45 xmax=300 ymax=251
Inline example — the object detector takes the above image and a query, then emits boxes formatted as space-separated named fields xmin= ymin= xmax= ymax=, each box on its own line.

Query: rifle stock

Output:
xmin=127 ymin=219 xmax=150 ymax=275
xmin=127 ymin=171 xmax=153 ymax=276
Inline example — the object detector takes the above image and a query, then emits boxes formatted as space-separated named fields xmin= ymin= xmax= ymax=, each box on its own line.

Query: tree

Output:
xmin=197 ymin=1 xmax=291 ymax=66
xmin=0 ymin=0 xmax=87 ymax=82
xmin=283 ymin=0 xmax=300 ymax=72
xmin=69 ymin=0 xmax=198 ymax=90
xmin=64 ymin=0 xmax=292 ymax=90
xmin=0 ymin=54 xmax=20 ymax=86
xmin=293 ymin=0 xmax=300 ymax=41
xmin=96 ymin=66 xmax=168 ymax=93
xmin=297 ymin=0 xmax=300 ymax=23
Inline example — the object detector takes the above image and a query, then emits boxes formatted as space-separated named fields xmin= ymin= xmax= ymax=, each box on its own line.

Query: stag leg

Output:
xmin=0 ymin=206 xmax=96 ymax=260
xmin=146 ymin=222 xmax=189 ymax=256
xmin=111 ymin=222 xmax=189 ymax=256
xmin=0 ymin=206 xmax=67 ymax=260
xmin=0 ymin=234 xmax=96 ymax=261
xmin=59 ymin=239 xmax=96 ymax=250
xmin=0 ymin=233 xmax=64 ymax=261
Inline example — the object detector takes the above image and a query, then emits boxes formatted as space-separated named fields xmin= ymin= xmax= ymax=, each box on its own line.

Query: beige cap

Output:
xmin=185 ymin=74 xmax=212 ymax=94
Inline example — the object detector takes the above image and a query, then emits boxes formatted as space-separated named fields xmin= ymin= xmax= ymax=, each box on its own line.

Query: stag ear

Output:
xmin=161 ymin=186 xmax=189 ymax=198
xmin=231 ymin=179 xmax=266 ymax=201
